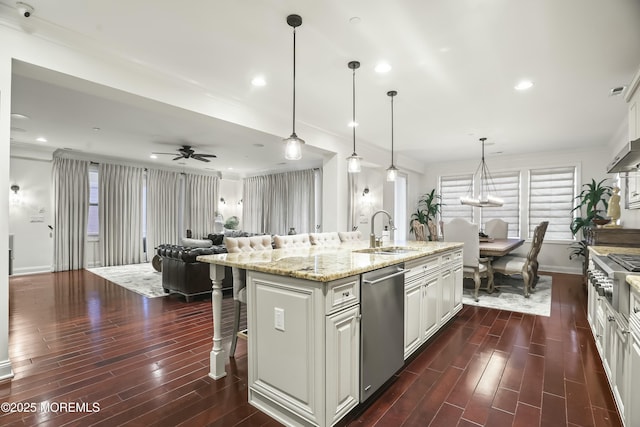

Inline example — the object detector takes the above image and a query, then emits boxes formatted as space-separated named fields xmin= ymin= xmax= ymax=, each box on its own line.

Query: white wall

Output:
xmin=421 ymin=146 xmax=614 ymax=274
xmin=218 ymin=178 xmax=243 ymax=229
xmin=9 ymin=156 xmax=53 ymax=275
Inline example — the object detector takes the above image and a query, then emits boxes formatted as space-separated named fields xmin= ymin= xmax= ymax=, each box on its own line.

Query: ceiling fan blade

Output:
xmin=192 ymin=155 xmax=211 ymax=162
xmin=195 ymin=153 xmax=217 ymax=158
xmin=152 ymin=152 xmax=179 ymax=155
xmin=172 ymin=156 xmax=184 ymax=161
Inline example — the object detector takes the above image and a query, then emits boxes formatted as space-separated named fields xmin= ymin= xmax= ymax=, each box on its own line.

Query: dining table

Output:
xmin=479 ymin=238 xmax=525 ymax=258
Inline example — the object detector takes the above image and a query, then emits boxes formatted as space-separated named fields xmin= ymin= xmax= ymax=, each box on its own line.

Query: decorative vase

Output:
xmin=288 ymin=227 xmax=296 ymax=235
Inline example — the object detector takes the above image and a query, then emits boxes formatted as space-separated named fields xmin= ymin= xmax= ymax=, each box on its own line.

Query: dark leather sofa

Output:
xmin=157 ymin=242 xmax=232 ymax=302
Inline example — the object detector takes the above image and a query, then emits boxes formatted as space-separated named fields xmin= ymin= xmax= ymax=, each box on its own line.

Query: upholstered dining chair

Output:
xmin=484 ymin=218 xmax=508 ymax=239
xmin=273 ymin=233 xmax=311 ymax=249
xmin=338 ymin=231 xmax=362 ymax=242
xmin=491 ymin=221 xmax=548 ymax=298
xmin=309 ymin=232 xmax=341 ymax=247
xmin=443 ymin=218 xmax=494 ymax=302
xmin=224 ymin=235 xmax=273 ymax=357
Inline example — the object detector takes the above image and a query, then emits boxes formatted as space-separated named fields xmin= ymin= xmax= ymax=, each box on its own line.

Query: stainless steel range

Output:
xmin=588 ymin=253 xmax=640 ymax=319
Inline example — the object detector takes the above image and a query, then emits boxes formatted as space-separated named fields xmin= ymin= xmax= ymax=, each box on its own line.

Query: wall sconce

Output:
xmin=220 ymin=197 xmax=226 ymax=205
xmin=362 ymin=187 xmax=370 ymax=197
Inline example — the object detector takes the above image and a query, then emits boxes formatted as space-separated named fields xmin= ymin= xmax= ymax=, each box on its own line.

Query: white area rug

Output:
xmin=87 ymin=263 xmax=166 ymax=298
xmin=462 ymin=274 xmax=552 ymax=317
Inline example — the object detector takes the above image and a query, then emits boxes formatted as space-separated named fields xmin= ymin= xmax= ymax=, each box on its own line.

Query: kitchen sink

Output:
xmin=354 ymin=246 xmax=419 ymax=255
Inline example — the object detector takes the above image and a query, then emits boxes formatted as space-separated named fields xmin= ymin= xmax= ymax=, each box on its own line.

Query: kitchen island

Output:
xmin=198 ymin=240 xmax=463 ymax=427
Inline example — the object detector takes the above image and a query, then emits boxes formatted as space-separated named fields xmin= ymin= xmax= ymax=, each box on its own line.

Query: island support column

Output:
xmin=208 ymin=264 xmax=227 ymax=379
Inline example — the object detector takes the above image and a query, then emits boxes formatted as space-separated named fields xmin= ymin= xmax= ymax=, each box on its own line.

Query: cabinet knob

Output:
xmin=634 ymin=307 xmax=640 ymax=314
xmin=608 ymin=315 xmax=615 ymax=322
xmin=342 ymin=291 xmax=350 ymax=297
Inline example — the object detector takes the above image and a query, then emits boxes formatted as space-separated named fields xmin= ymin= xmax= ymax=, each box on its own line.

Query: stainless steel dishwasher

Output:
xmin=360 ymin=263 xmax=406 ymax=402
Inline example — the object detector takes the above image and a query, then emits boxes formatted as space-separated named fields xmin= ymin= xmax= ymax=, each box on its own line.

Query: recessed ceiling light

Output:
xmin=227 ymin=167 xmax=233 ymax=170
xmin=253 ymin=143 xmax=264 ymax=147
xmin=36 ymin=137 xmax=47 ymax=142
xmin=11 ymin=113 xmax=29 ymax=120
xmin=348 ymin=121 xmax=359 ymax=128
xmin=349 ymin=16 xmax=361 ymax=24
xmin=514 ymin=80 xmax=534 ymax=91
xmin=251 ymin=76 xmax=266 ymax=87
xmin=92 ymin=127 xmax=101 ymax=131
xmin=375 ymin=62 xmax=392 ymax=73
xmin=150 ymin=154 xmax=158 ymax=159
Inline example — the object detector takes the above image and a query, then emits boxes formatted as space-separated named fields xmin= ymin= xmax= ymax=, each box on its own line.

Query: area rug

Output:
xmin=87 ymin=263 xmax=166 ymax=298
xmin=462 ymin=274 xmax=552 ymax=317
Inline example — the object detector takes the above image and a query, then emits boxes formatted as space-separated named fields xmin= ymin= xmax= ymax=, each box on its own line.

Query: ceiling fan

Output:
xmin=152 ymin=145 xmax=217 ymax=162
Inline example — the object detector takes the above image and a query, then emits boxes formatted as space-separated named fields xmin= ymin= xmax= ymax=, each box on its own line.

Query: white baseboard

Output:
xmin=11 ymin=265 xmax=53 ymax=276
xmin=539 ymin=264 xmax=582 ymax=275
xmin=0 ymin=359 xmax=14 ymax=382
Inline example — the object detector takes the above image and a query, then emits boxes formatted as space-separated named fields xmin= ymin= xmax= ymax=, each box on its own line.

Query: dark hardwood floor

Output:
xmin=0 ymin=270 xmax=621 ymax=426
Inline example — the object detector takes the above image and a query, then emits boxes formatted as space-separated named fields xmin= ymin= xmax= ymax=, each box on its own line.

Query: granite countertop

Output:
xmin=628 ymin=275 xmax=640 ymax=294
xmin=588 ymin=246 xmax=640 ymax=257
xmin=197 ymin=240 xmax=463 ymax=282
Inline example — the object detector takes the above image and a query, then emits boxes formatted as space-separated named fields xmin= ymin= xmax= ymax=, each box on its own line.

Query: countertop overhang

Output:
xmin=197 ymin=240 xmax=463 ymax=282
xmin=588 ymin=245 xmax=640 ymax=257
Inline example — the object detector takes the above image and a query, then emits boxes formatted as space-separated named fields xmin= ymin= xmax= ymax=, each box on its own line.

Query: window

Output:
xmin=439 ymin=174 xmax=474 ymax=224
xmin=394 ymin=175 xmax=407 ymax=238
xmin=88 ymin=166 xmax=99 ymax=235
xmin=529 ymin=167 xmax=576 ymax=240
xmin=480 ymin=171 xmax=520 ymax=237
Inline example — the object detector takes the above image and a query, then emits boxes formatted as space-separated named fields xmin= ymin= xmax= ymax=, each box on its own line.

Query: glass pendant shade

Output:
xmin=346 ymin=60 xmax=362 ymax=173
xmin=284 ymin=133 xmax=304 ymax=160
xmin=386 ymin=165 xmax=398 ymax=182
xmin=347 ymin=154 xmax=362 ymax=173
xmin=284 ymin=14 xmax=304 ymax=160
xmin=460 ymin=137 xmax=504 ymax=207
xmin=386 ymin=90 xmax=399 ymax=182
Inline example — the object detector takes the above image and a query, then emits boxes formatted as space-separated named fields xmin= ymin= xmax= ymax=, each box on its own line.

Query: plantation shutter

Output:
xmin=440 ymin=175 xmax=474 ymax=224
xmin=529 ymin=167 xmax=576 ymax=240
xmin=480 ymin=171 xmax=520 ymax=238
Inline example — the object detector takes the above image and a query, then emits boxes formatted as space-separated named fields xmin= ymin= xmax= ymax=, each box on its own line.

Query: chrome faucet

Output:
xmin=370 ymin=210 xmax=394 ymax=248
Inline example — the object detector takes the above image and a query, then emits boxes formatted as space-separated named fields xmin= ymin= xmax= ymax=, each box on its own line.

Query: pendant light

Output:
xmin=386 ymin=90 xmax=399 ymax=182
xmin=346 ymin=60 xmax=362 ymax=173
xmin=283 ymin=14 xmax=304 ymax=160
xmin=460 ymin=137 xmax=504 ymax=207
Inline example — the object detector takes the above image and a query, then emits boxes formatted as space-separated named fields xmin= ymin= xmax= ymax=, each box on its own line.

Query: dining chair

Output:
xmin=273 ymin=233 xmax=311 ymax=249
xmin=485 ymin=218 xmax=508 ymax=239
xmin=410 ymin=220 xmax=428 ymax=241
xmin=338 ymin=231 xmax=362 ymax=242
xmin=491 ymin=221 xmax=548 ymax=298
xmin=443 ymin=218 xmax=494 ymax=301
xmin=309 ymin=231 xmax=341 ymax=247
xmin=225 ymin=235 xmax=273 ymax=357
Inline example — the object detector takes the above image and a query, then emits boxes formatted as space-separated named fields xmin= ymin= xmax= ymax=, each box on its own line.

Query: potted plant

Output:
xmin=410 ymin=189 xmax=443 ymax=241
xmin=569 ymin=178 xmax=612 ymax=275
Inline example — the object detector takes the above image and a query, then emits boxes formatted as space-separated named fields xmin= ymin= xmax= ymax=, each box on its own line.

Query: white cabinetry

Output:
xmin=403 ymin=248 xmax=463 ymax=360
xmin=247 ymin=272 xmax=360 ymax=427
xmin=627 ymin=67 xmax=640 ymax=141
xmin=586 ymin=280 xmax=631 ymax=425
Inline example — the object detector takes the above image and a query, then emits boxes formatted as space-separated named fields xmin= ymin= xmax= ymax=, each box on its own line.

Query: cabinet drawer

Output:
xmin=406 ymin=254 xmax=440 ymax=276
xmin=326 ymin=277 xmax=360 ymax=314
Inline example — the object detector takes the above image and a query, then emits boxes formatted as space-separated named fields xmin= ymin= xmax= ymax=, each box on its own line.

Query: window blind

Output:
xmin=480 ymin=171 xmax=520 ymax=237
xmin=529 ymin=167 xmax=576 ymax=240
xmin=440 ymin=174 xmax=474 ymax=224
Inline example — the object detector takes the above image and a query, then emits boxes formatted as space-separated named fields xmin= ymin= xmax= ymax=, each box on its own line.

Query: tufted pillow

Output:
xmin=338 ymin=231 xmax=362 ymax=242
xmin=226 ymin=235 xmax=273 ymax=253
xmin=309 ymin=232 xmax=341 ymax=247
xmin=181 ymin=237 xmax=213 ymax=248
xmin=273 ymin=233 xmax=311 ymax=249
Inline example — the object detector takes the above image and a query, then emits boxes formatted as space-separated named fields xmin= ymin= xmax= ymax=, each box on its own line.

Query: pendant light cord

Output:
xmin=292 ymin=26 xmax=297 ymax=135
xmin=390 ymin=94 xmax=395 ymax=165
xmin=352 ymin=67 xmax=356 ymax=153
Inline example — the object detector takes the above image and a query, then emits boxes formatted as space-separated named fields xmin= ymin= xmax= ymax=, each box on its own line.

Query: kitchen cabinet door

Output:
xmin=422 ymin=274 xmax=440 ymax=341
xmin=404 ymin=278 xmax=423 ymax=359
xmin=440 ymin=268 xmax=454 ymax=323
xmin=628 ymin=336 xmax=640 ymax=427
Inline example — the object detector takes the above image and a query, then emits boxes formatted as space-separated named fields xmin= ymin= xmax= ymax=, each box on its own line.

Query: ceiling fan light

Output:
xmin=347 ymin=153 xmax=362 ymax=173
xmin=284 ymin=133 xmax=304 ymax=160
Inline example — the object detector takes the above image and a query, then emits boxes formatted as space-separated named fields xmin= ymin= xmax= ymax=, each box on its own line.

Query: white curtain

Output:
xmin=146 ymin=169 xmax=181 ymax=251
xmin=52 ymin=157 xmax=89 ymax=271
xmin=184 ymin=173 xmax=219 ymax=238
xmin=243 ymin=169 xmax=316 ymax=235
xmin=99 ymin=163 xmax=144 ymax=266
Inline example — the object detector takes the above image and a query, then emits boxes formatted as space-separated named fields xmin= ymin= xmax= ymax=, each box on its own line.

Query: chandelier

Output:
xmin=460 ymin=137 xmax=504 ymax=207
